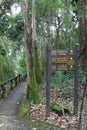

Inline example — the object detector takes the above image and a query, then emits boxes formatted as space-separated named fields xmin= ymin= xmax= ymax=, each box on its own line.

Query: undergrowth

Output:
xmin=42 ymin=70 xmax=84 ymax=101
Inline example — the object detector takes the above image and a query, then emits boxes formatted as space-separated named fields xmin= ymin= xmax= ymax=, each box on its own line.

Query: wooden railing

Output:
xmin=0 ymin=74 xmax=27 ymax=98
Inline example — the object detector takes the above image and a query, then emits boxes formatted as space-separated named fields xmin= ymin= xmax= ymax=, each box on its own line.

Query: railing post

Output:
xmin=0 ymin=85 xmax=2 ymax=98
xmin=10 ymin=79 xmax=13 ymax=90
xmin=74 ymin=45 xmax=79 ymax=115
xmin=19 ymin=74 xmax=21 ymax=83
xmin=1 ymin=85 xmax=5 ymax=98
xmin=46 ymin=43 xmax=51 ymax=117
xmin=15 ymin=76 xmax=17 ymax=86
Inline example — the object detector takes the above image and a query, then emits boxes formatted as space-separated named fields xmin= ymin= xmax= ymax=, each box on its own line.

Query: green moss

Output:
xmin=50 ymin=103 xmax=62 ymax=111
xmin=50 ymin=102 xmax=70 ymax=116
xmin=28 ymin=67 xmax=40 ymax=104
xmin=52 ymin=104 xmax=62 ymax=111
xmin=34 ymin=53 xmax=41 ymax=84
xmin=18 ymin=102 xmax=30 ymax=117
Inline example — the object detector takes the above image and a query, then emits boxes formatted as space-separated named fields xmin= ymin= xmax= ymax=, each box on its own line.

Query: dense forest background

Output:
xmin=0 ymin=0 xmax=87 ymax=130
xmin=0 ymin=0 xmax=79 ymax=81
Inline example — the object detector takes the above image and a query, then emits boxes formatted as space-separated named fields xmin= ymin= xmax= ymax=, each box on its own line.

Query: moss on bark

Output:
xmin=28 ymin=67 xmax=40 ymax=104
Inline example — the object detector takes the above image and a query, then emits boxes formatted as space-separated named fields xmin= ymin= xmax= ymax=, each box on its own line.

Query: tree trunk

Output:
xmin=32 ymin=0 xmax=37 ymax=50
xmin=23 ymin=0 xmax=33 ymax=83
xmin=79 ymin=79 xmax=87 ymax=130
xmin=0 ymin=56 xmax=3 ymax=82
xmin=32 ymin=0 xmax=41 ymax=84
xmin=78 ymin=0 xmax=87 ymax=129
xmin=78 ymin=0 xmax=87 ymax=70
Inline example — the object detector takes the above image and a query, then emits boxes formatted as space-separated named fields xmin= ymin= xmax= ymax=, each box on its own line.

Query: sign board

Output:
xmin=52 ymin=65 xmax=74 ymax=71
xmin=51 ymin=49 xmax=75 ymax=71
xmin=51 ymin=50 xmax=74 ymax=56
xmin=46 ymin=43 xmax=79 ymax=117
xmin=52 ymin=57 xmax=74 ymax=64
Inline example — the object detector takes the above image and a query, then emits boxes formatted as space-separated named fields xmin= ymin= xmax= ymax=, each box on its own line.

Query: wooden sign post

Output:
xmin=46 ymin=44 xmax=79 ymax=117
xmin=46 ymin=43 xmax=51 ymax=117
xmin=74 ymin=45 xmax=79 ymax=115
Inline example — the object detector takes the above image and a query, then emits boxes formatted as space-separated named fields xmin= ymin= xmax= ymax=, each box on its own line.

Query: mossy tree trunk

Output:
xmin=23 ymin=0 xmax=33 ymax=82
xmin=23 ymin=0 xmax=40 ymax=104
xmin=23 ymin=0 xmax=33 ymax=99
xmin=32 ymin=0 xmax=41 ymax=84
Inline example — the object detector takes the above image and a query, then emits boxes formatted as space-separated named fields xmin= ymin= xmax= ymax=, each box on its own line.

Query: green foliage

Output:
xmin=36 ymin=0 xmax=64 ymax=17
xmin=7 ymin=13 xmax=24 ymax=41
xmin=2 ymin=57 xmax=11 ymax=79
xmin=34 ymin=53 xmax=41 ymax=84
xmin=50 ymin=102 xmax=70 ymax=116
xmin=0 ymin=75 xmax=3 ymax=83
xmin=49 ymin=71 xmax=74 ymax=99
xmin=0 ymin=45 xmax=6 ymax=56
xmin=50 ymin=103 xmax=62 ymax=111
xmin=28 ymin=67 xmax=40 ymax=104
xmin=18 ymin=102 xmax=30 ymax=117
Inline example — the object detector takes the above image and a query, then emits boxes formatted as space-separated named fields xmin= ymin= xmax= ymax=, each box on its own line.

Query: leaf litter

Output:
xmin=30 ymin=87 xmax=79 ymax=130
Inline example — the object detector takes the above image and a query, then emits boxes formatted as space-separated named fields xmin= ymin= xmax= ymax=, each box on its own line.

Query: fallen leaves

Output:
xmin=30 ymin=103 xmax=78 ymax=129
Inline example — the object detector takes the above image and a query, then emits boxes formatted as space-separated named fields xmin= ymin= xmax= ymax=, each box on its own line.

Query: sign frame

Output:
xmin=46 ymin=43 xmax=79 ymax=117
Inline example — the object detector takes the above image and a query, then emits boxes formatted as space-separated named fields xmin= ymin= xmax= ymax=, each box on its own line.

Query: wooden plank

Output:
xmin=51 ymin=50 xmax=56 ymax=55
xmin=52 ymin=58 xmax=57 ymax=63
xmin=52 ymin=65 xmax=56 ymax=70
xmin=52 ymin=57 xmax=74 ymax=64
xmin=56 ymin=57 xmax=68 ymax=63
xmin=57 ymin=65 xmax=67 ymax=70
xmin=51 ymin=49 xmax=74 ymax=56
xmin=52 ymin=65 xmax=74 ymax=71
xmin=58 ymin=50 xmax=68 ymax=55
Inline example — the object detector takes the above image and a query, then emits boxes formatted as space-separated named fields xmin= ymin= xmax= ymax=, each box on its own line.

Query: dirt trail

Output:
xmin=0 ymin=82 xmax=26 ymax=116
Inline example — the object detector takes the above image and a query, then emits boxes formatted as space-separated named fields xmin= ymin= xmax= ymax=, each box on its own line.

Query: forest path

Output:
xmin=0 ymin=82 xmax=65 ymax=130
xmin=0 ymin=82 xmax=26 ymax=116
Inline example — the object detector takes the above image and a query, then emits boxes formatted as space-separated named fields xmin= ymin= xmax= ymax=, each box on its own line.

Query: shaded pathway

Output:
xmin=0 ymin=82 xmax=26 ymax=116
xmin=0 ymin=82 xmax=65 ymax=130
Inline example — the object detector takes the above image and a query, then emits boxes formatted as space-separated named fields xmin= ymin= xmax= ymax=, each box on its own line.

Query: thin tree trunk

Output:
xmin=0 ymin=56 xmax=3 ymax=82
xmin=32 ymin=0 xmax=37 ymax=55
xmin=78 ymin=0 xmax=87 ymax=129
xmin=79 ymin=79 xmax=87 ymax=130
xmin=23 ymin=0 xmax=33 ymax=83
xmin=78 ymin=0 xmax=87 ymax=70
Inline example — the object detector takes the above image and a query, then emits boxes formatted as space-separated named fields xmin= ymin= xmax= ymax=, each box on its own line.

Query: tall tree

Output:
xmin=78 ymin=0 xmax=87 ymax=129
xmin=23 ymin=0 xmax=33 ymax=83
xmin=23 ymin=0 xmax=40 ymax=104
xmin=32 ymin=0 xmax=41 ymax=83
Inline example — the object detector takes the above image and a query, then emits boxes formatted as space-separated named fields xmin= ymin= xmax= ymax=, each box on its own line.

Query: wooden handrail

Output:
xmin=0 ymin=73 xmax=27 ymax=98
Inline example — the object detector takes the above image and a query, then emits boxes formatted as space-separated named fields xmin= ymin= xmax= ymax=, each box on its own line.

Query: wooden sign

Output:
xmin=46 ymin=43 xmax=79 ymax=117
xmin=51 ymin=49 xmax=75 ymax=71
xmin=52 ymin=57 xmax=74 ymax=64
xmin=51 ymin=49 xmax=74 ymax=56
xmin=52 ymin=65 xmax=74 ymax=71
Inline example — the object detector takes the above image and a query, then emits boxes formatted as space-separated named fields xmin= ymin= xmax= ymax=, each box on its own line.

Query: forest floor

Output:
xmin=0 ymin=80 xmax=79 ymax=130
xmin=16 ymin=81 xmax=80 ymax=130
xmin=0 ymin=81 xmax=70 ymax=130
xmin=25 ymin=84 xmax=79 ymax=130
